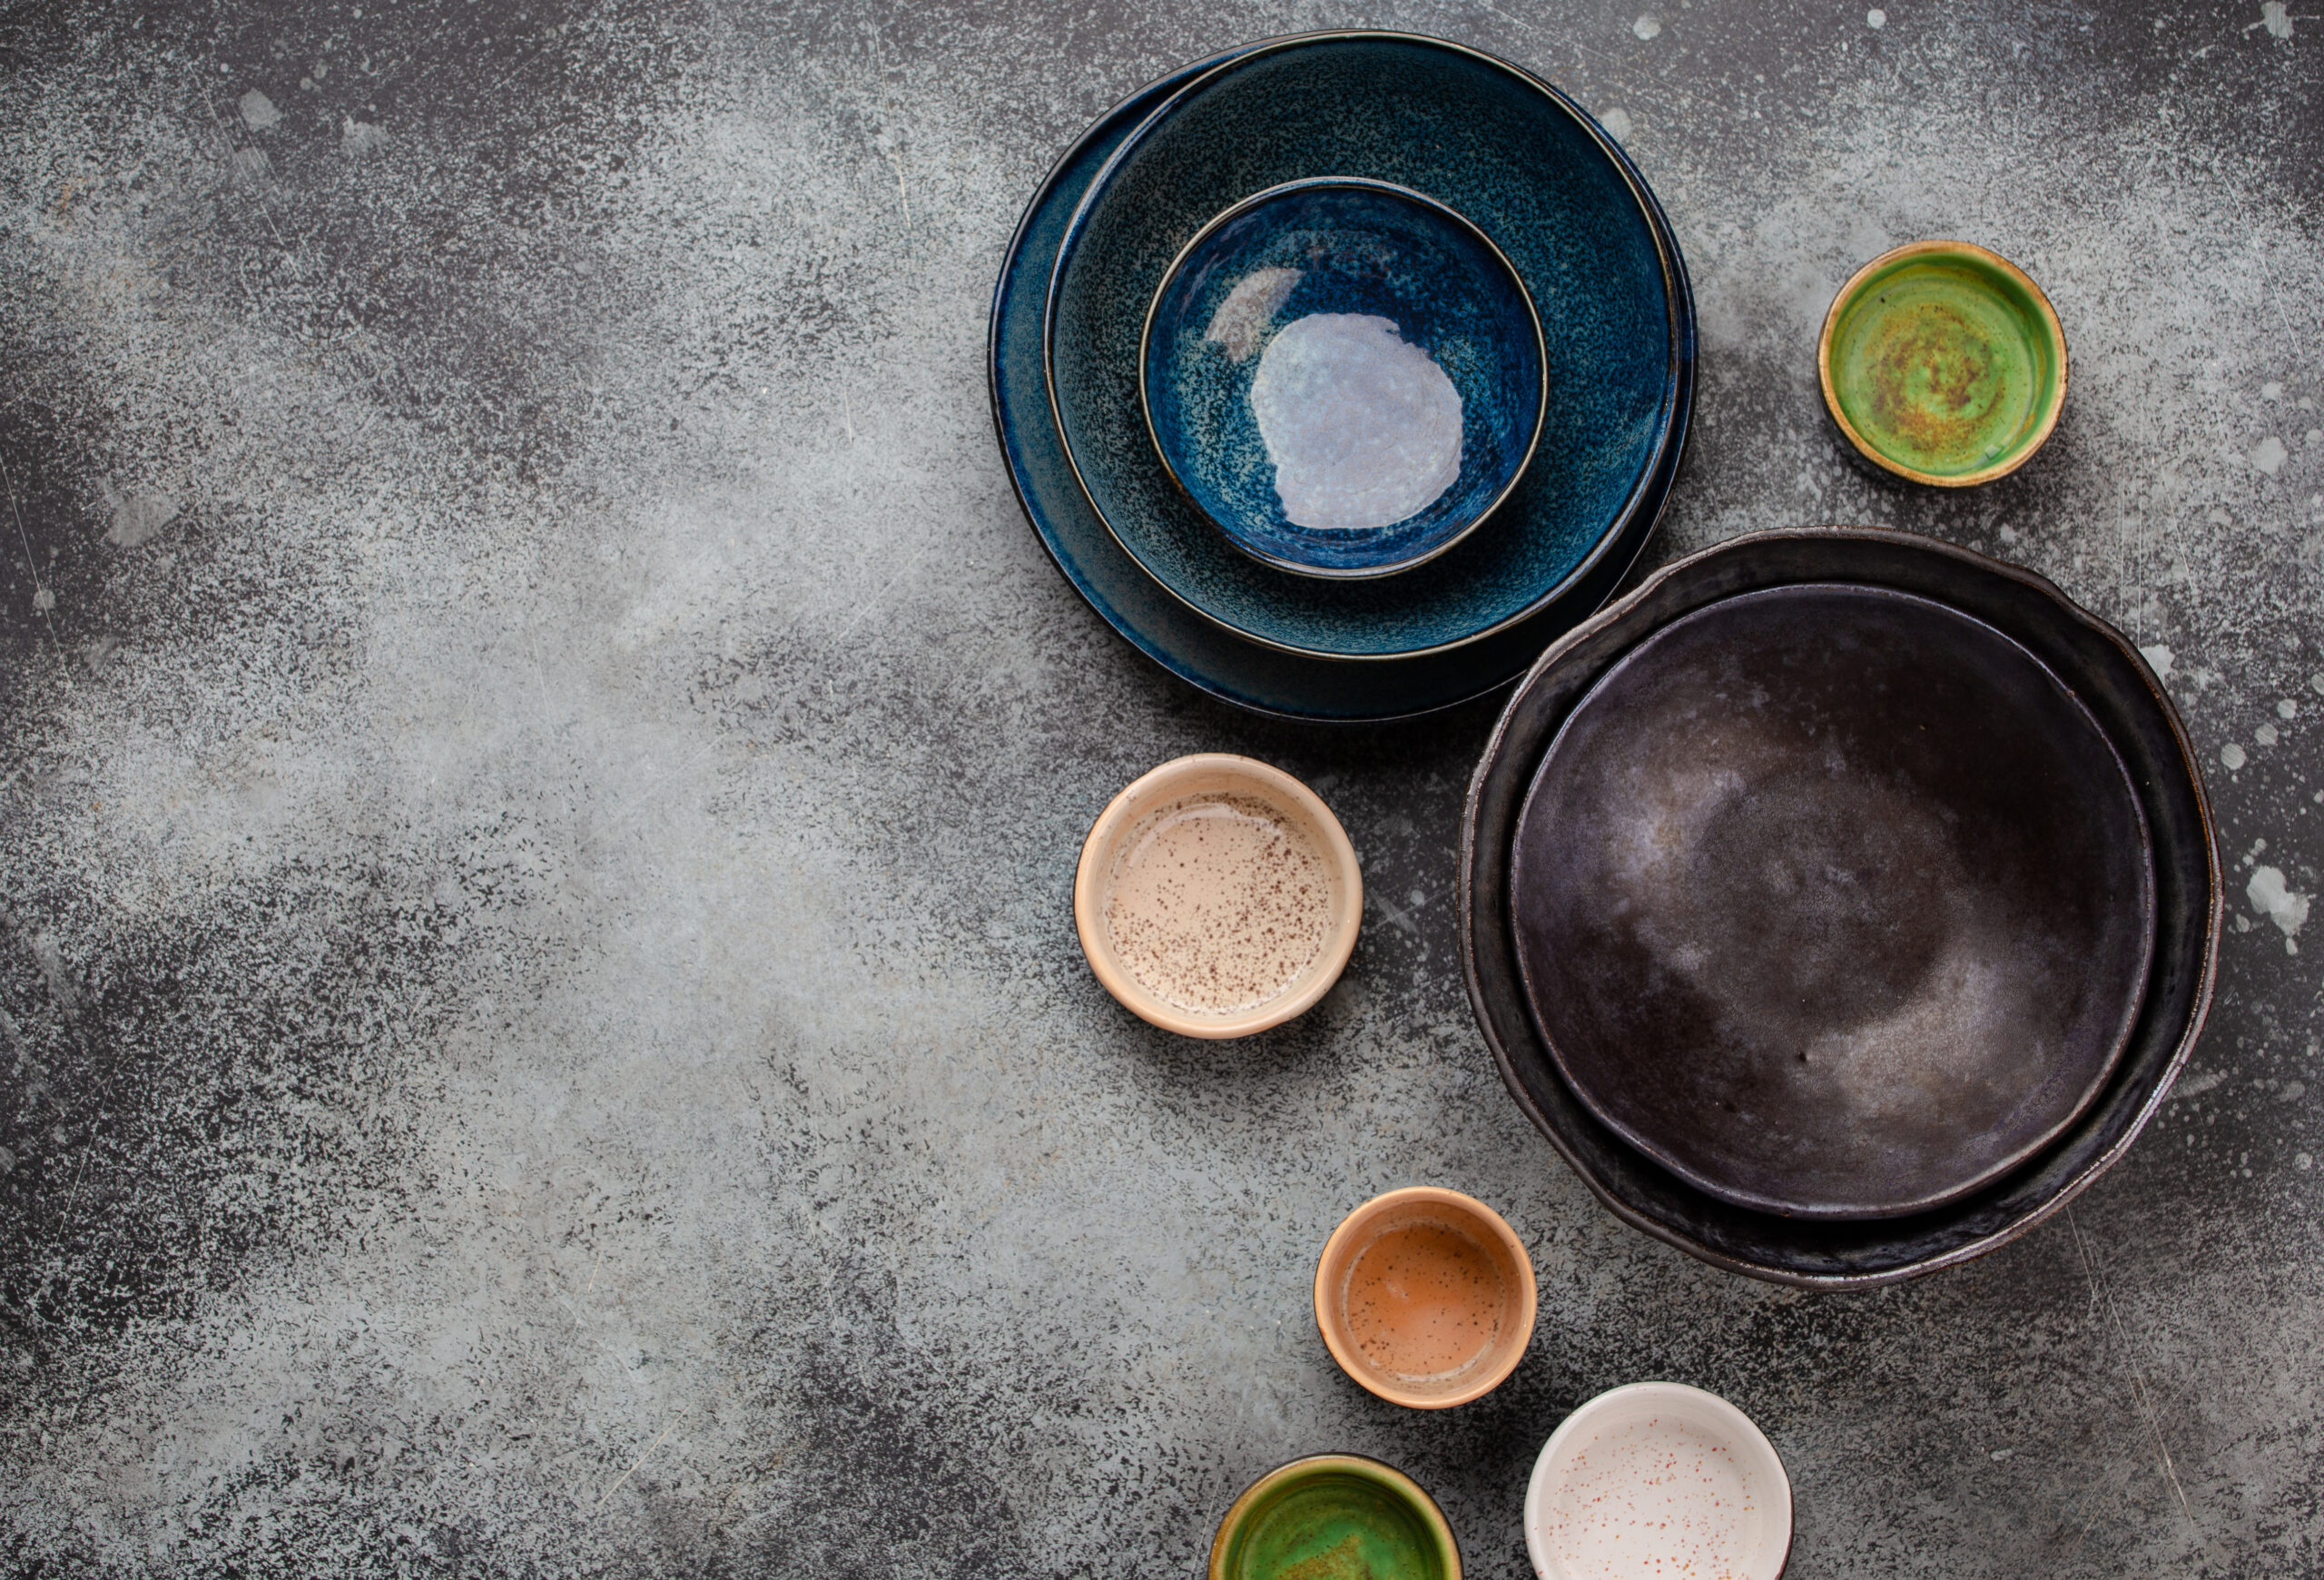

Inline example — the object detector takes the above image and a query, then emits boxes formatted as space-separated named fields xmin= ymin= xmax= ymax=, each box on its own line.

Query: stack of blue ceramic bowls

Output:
xmin=991 ymin=32 xmax=1697 ymax=722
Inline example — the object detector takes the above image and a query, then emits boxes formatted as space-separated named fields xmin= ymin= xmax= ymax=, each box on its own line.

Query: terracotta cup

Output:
xmin=1313 ymin=1186 xmax=1537 ymax=1409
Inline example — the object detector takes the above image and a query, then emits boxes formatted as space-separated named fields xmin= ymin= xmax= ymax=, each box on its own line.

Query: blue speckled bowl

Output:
xmin=990 ymin=36 xmax=1695 ymax=720
xmin=1142 ymin=179 xmax=1547 ymax=580
xmin=1047 ymin=32 xmax=1687 ymax=661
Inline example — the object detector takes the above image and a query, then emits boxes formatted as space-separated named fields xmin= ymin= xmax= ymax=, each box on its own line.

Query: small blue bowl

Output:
xmin=1141 ymin=179 xmax=1547 ymax=579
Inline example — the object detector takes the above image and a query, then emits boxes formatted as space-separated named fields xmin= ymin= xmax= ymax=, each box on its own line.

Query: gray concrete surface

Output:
xmin=1 ymin=1 xmax=2319 ymax=1574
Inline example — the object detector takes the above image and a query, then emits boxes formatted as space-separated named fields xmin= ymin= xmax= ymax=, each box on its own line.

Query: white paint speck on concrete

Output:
xmin=2250 ymin=865 xmax=2310 ymax=949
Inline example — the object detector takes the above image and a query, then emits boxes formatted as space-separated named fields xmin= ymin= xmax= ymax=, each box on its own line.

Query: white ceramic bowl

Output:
xmin=1523 ymin=1381 xmax=1792 ymax=1580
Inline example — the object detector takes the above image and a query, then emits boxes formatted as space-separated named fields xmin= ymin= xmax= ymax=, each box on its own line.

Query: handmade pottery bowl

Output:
xmin=1211 ymin=1454 xmax=1461 ymax=1580
xmin=1510 ymin=582 xmax=2155 ymax=1220
xmin=1459 ymin=528 xmax=2221 ymax=1287
xmin=993 ymin=35 xmax=1695 ymax=719
xmin=1818 ymin=240 xmax=2066 ymax=487
xmin=1046 ymin=30 xmax=1689 ymax=661
xmin=1524 ymin=1382 xmax=1791 ymax=1580
xmin=1313 ymin=1186 xmax=1536 ymax=1408
xmin=1074 ymin=754 xmax=1361 ymax=1039
xmin=1142 ymin=178 xmax=1547 ymax=580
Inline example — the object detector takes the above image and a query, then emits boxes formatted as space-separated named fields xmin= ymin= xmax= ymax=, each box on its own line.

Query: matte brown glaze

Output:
xmin=1459 ymin=528 xmax=2221 ymax=1287
xmin=1509 ymin=584 xmax=2154 ymax=1219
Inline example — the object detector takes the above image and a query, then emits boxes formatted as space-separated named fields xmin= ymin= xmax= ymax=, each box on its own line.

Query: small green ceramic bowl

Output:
xmin=1818 ymin=240 xmax=2066 ymax=487
xmin=1209 ymin=1456 xmax=1461 ymax=1580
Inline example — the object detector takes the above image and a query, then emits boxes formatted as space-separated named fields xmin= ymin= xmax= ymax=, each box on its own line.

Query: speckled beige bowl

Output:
xmin=1074 ymin=754 xmax=1361 ymax=1039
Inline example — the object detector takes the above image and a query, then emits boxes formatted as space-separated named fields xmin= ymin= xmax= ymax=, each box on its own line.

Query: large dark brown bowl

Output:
xmin=1460 ymin=528 xmax=2220 ymax=1287
xmin=1510 ymin=583 xmax=2156 ymax=1220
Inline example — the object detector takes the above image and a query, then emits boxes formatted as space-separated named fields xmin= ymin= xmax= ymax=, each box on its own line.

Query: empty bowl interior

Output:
xmin=1314 ymin=1187 xmax=1537 ymax=1408
xmin=1074 ymin=755 xmax=1362 ymax=1039
xmin=1524 ymin=1382 xmax=1791 ymax=1580
xmin=1460 ymin=528 xmax=2220 ymax=1287
xmin=1143 ymin=178 xmax=1545 ymax=579
xmin=1211 ymin=1456 xmax=1461 ymax=1580
xmin=1508 ymin=582 xmax=2155 ymax=1220
xmin=1820 ymin=241 xmax=2065 ymax=486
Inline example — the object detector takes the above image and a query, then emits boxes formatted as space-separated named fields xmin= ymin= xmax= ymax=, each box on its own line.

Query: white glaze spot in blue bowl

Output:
xmin=1249 ymin=312 xmax=1465 ymax=532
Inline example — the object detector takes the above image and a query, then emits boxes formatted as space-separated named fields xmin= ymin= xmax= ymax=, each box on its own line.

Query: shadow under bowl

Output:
xmin=1142 ymin=178 xmax=1546 ymax=580
xmin=1312 ymin=1186 xmax=1537 ymax=1409
xmin=1459 ymin=528 xmax=2220 ymax=1288
xmin=1818 ymin=240 xmax=2066 ymax=488
xmin=1211 ymin=1454 xmax=1461 ymax=1580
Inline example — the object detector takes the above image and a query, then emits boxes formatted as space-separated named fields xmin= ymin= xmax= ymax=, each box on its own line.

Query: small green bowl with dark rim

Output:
xmin=1818 ymin=239 xmax=2066 ymax=487
xmin=1209 ymin=1455 xmax=1461 ymax=1580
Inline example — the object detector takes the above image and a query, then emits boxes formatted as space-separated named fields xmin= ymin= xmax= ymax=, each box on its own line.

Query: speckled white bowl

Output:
xmin=1523 ymin=1381 xmax=1791 ymax=1580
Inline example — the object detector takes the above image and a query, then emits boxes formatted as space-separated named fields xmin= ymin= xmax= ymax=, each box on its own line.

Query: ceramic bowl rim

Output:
xmin=1311 ymin=1185 xmax=1539 ymax=1409
xmin=1522 ymin=1381 xmax=1793 ymax=1580
xmin=1136 ymin=174 xmax=1551 ymax=582
xmin=1456 ymin=526 xmax=2223 ymax=1289
xmin=1043 ymin=27 xmax=1690 ymax=663
xmin=1505 ymin=579 xmax=2157 ymax=1220
xmin=1208 ymin=1452 xmax=1463 ymax=1580
xmin=1073 ymin=753 xmax=1362 ymax=1039
xmin=1816 ymin=239 xmax=2068 ymax=489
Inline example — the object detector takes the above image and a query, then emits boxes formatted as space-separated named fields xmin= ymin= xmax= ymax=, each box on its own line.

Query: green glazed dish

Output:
xmin=1209 ymin=1456 xmax=1460 ymax=1580
xmin=1818 ymin=240 xmax=2066 ymax=487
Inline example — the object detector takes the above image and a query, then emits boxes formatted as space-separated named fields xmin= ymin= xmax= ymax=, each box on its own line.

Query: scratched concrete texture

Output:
xmin=0 ymin=0 xmax=2319 ymax=1574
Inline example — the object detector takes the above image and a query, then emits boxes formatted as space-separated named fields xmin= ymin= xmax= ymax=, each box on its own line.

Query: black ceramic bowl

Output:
xmin=1460 ymin=528 xmax=2221 ymax=1288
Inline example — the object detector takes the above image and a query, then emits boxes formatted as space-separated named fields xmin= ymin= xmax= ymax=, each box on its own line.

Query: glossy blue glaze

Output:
xmin=1048 ymin=33 xmax=1686 ymax=660
xmin=989 ymin=34 xmax=1696 ymax=719
xmin=1143 ymin=180 xmax=1546 ymax=579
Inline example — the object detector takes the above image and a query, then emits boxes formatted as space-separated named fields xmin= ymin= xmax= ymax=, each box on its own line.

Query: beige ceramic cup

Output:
xmin=1074 ymin=754 xmax=1361 ymax=1039
xmin=1314 ymin=1186 xmax=1538 ymax=1409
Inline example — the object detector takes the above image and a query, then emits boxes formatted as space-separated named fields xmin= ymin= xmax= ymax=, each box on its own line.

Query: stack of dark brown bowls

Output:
xmin=1459 ymin=528 xmax=2221 ymax=1287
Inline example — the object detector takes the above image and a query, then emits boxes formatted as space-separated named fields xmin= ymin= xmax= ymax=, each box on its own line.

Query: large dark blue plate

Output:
xmin=989 ymin=36 xmax=1695 ymax=720
xmin=1047 ymin=32 xmax=1689 ymax=661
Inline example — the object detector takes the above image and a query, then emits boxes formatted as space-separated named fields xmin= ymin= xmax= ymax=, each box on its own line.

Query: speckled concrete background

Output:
xmin=0 ymin=1 xmax=2318 ymax=1575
